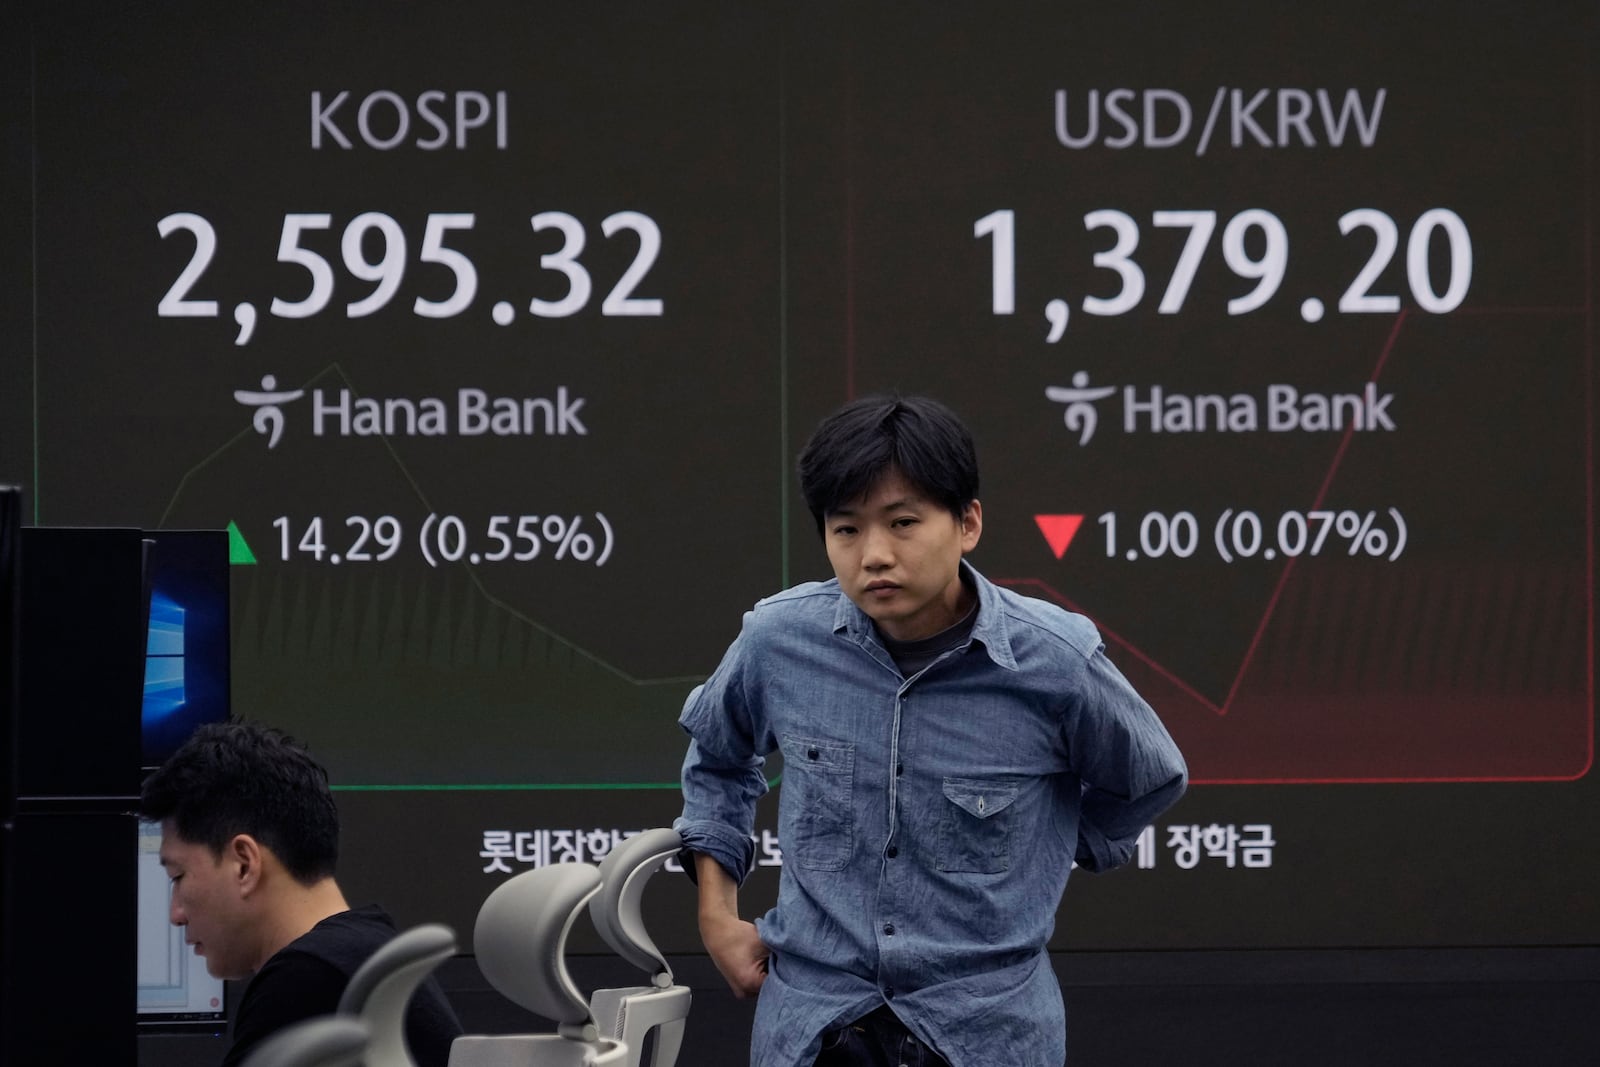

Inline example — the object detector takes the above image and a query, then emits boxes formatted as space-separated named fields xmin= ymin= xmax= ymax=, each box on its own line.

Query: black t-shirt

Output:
xmin=221 ymin=904 xmax=462 ymax=1067
xmin=878 ymin=597 xmax=979 ymax=677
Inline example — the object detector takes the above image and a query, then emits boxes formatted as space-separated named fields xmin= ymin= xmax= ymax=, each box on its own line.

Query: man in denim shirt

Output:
xmin=675 ymin=395 xmax=1187 ymax=1066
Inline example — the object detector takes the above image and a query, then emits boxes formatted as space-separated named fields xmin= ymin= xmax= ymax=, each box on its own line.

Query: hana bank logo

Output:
xmin=1045 ymin=372 xmax=1116 ymax=445
xmin=230 ymin=377 xmax=590 ymax=448
xmin=234 ymin=375 xmax=305 ymax=449
xmin=1046 ymin=372 xmax=1397 ymax=443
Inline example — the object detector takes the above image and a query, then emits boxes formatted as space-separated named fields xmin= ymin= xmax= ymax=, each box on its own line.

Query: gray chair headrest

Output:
xmin=590 ymin=827 xmax=684 ymax=984
xmin=336 ymin=922 xmax=456 ymax=1066
xmin=337 ymin=922 xmax=457 ymax=1016
xmin=474 ymin=863 xmax=603 ymax=1027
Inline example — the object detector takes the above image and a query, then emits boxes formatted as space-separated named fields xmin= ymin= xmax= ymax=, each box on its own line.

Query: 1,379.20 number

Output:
xmin=975 ymin=206 xmax=1470 ymax=318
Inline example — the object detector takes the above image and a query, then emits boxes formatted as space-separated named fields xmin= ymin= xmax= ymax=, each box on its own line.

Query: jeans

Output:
xmin=813 ymin=1006 xmax=952 ymax=1067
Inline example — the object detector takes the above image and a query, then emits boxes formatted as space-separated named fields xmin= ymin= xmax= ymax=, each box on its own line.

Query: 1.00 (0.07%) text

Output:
xmin=1094 ymin=509 xmax=1407 ymax=563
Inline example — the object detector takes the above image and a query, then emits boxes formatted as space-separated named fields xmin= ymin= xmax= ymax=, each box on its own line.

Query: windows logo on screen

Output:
xmin=143 ymin=592 xmax=186 ymax=722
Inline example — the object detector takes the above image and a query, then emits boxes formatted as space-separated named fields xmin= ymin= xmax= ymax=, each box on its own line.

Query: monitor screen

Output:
xmin=139 ymin=530 xmax=230 ymax=770
xmin=137 ymin=530 xmax=230 ymax=1028
xmin=11 ymin=2 xmax=1597 ymax=961
xmin=136 ymin=820 xmax=227 ymax=1027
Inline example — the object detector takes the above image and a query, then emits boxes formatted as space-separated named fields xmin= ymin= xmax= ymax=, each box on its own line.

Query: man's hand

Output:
xmin=700 ymin=910 xmax=769 ymax=998
xmin=693 ymin=853 xmax=770 ymax=998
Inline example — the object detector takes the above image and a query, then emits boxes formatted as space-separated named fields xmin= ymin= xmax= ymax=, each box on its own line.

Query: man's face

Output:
xmin=158 ymin=822 xmax=254 ymax=980
xmin=824 ymin=469 xmax=982 ymax=642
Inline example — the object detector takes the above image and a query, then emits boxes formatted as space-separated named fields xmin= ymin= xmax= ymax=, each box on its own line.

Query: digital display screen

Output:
xmin=4 ymin=1 xmax=1594 ymax=953
xmin=137 ymin=821 xmax=227 ymax=1026
xmin=141 ymin=530 xmax=231 ymax=769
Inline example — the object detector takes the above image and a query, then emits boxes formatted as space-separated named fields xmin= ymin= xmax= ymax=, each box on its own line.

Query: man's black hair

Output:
xmin=140 ymin=720 xmax=339 ymax=885
xmin=797 ymin=394 xmax=979 ymax=537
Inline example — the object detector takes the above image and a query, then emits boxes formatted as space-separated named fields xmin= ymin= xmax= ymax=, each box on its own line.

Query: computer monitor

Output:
xmin=136 ymin=820 xmax=227 ymax=1028
xmin=136 ymin=529 xmax=230 ymax=1029
xmin=138 ymin=529 xmax=229 ymax=770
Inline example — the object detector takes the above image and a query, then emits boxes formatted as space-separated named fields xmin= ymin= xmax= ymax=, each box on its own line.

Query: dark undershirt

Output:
xmin=878 ymin=597 xmax=979 ymax=677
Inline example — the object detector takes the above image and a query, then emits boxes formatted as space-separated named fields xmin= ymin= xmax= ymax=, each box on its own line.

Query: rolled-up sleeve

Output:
xmin=1067 ymin=644 xmax=1188 ymax=872
xmin=673 ymin=622 xmax=771 ymax=885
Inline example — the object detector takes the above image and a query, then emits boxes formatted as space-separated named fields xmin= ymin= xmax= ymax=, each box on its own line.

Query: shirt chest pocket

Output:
xmin=936 ymin=777 xmax=1018 ymax=874
xmin=778 ymin=734 xmax=855 ymax=872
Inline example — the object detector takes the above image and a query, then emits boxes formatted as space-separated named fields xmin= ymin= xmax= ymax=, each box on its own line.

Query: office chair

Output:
xmin=239 ymin=1016 xmax=369 ymax=1067
xmin=337 ymin=922 xmax=458 ymax=1067
xmin=588 ymin=829 xmax=691 ymax=1067
xmin=449 ymin=862 xmax=627 ymax=1066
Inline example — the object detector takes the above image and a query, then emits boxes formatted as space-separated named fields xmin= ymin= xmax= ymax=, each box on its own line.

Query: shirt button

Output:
xmin=807 ymin=747 xmax=819 ymax=760
xmin=895 ymin=763 xmax=903 ymax=775
xmin=884 ymin=986 xmax=895 ymax=999
xmin=883 ymin=923 xmax=895 ymax=935
xmin=886 ymin=846 xmax=898 ymax=858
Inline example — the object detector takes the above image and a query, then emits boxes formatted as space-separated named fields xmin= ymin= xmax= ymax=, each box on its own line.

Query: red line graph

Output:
xmin=998 ymin=296 xmax=1593 ymax=784
xmin=1219 ymin=312 xmax=1410 ymax=715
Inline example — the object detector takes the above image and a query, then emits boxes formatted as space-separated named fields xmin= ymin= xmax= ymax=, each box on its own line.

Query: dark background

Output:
xmin=3 ymin=1 xmax=1595 ymax=1063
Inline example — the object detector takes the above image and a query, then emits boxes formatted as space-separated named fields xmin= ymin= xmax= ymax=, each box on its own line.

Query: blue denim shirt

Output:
xmin=675 ymin=562 xmax=1187 ymax=1067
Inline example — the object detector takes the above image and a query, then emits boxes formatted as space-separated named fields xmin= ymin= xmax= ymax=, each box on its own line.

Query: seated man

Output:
xmin=140 ymin=720 xmax=462 ymax=1067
